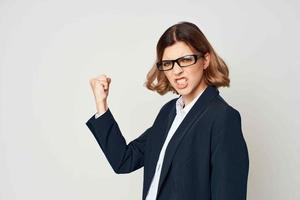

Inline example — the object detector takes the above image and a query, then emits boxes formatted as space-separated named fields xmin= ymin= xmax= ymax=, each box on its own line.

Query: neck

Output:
xmin=182 ymin=82 xmax=208 ymax=106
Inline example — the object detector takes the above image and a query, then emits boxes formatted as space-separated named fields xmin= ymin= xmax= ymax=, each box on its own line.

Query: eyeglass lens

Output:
xmin=159 ymin=55 xmax=196 ymax=70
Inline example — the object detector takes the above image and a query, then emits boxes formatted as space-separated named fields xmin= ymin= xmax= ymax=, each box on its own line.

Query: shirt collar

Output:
xmin=175 ymin=88 xmax=206 ymax=116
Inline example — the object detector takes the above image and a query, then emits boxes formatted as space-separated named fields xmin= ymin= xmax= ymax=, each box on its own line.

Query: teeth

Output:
xmin=176 ymin=78 xmax=187 ymax=84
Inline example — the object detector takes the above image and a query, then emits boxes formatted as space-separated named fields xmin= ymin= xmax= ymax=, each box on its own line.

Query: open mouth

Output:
xmin=174 ymin=77 xmax=188 ymax=88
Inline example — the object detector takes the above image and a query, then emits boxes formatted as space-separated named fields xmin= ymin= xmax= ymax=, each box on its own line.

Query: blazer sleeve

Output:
xmin=85 ymin=108 xmax=153 ymax=174
xmin=210 ymin=107 xmax=249 ymax=200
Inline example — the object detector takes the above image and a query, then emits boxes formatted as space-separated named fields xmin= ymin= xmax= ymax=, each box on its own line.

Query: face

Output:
xmin=162 ymin=41 xmax=210 ymax=105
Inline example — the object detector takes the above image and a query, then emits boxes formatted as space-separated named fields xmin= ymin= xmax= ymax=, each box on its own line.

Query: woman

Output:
xmin=86 ymin=21 xmax=249 ymax=200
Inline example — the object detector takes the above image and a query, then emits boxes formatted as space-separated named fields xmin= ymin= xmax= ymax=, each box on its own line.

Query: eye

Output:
xmin=162 ymin=61 xmax=172 ymax=67
xmin=180 ymin=56 xmax=193 ymax=63
xmin=178 ymin=56 xmax=195 ymax=66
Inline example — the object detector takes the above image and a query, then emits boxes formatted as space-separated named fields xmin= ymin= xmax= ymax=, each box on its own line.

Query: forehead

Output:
xmin=162 ymin=41 xmax=196 ymax=60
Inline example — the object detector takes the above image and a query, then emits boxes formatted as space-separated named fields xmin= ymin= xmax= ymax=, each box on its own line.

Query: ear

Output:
xmin=203 ymin=52 xmax=210 ymax=69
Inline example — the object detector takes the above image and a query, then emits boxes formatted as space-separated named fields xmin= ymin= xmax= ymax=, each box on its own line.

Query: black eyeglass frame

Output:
xmin=156 ymin=53 xmax=204 ymax=71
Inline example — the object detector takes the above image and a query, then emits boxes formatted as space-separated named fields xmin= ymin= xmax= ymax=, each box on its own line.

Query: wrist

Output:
xmin=96 ymin=100 xmax=108 ymax=113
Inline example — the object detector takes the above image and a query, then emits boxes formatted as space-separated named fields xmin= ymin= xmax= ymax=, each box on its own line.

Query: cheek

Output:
xmin=187 ymin=68 xmax=204 ymax=82
xmin=164 ymin=72 xmax=172 ymax=82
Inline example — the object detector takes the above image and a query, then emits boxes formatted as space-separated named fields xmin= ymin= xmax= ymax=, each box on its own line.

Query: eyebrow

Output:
xmin=162 ymin=54 xmax=194 ymax=61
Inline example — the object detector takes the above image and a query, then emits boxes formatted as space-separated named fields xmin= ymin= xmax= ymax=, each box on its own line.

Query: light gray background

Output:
xmin=1 ymin=0 xmax=299 ymax=199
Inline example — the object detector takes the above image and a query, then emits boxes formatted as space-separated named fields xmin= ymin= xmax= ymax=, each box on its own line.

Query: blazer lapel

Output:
xmin=156 ymin=85 xmax=219 ymax=197
xmin=143 ymin=99 xmax=177 ymax=200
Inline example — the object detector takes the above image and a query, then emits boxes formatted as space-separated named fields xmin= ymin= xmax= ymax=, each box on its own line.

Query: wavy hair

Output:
xmin=144 ymin=21 xmax=230 ymax=95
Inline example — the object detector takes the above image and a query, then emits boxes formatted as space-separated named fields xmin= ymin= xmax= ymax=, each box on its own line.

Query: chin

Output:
xmin=175 ymin=86 xmax=192 ymax=96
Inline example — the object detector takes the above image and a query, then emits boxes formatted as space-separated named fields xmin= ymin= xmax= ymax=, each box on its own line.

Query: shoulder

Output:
xmin=152 ymin=97 xmax=178 ymax=121
xmin=208 ymin=93 xmax=243 ymax=141
xmin=208 ymin=94 xmax=242 ymax=130
xmin=160 ymin=97 xmax=178 ymax=112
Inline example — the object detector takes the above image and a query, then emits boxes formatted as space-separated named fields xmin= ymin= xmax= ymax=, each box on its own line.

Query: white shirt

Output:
xmin=94 ymin=89 xmax=205 ymax=200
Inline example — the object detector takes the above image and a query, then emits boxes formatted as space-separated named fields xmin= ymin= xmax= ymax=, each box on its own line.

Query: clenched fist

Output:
xmin=89 ymin=74 xmax=111 ymax=114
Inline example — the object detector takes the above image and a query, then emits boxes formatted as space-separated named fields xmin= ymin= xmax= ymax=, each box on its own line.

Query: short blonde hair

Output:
xmin=144 ymin=21 xmax=230 ymax=95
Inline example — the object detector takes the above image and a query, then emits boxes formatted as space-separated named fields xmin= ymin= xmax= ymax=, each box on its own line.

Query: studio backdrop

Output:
xmin=1 ymin=0 xmax=299 ymax=199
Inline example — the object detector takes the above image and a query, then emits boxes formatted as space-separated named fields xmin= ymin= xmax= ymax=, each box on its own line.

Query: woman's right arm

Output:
xmin=86 ymin=107 xmax=152 ymax=174
xmin=86 ymin=74 xmax=152 ymax=174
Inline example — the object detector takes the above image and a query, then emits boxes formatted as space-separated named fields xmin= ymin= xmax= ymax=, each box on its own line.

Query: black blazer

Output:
xmin=85 ymin=85 xmax=249 ymax=200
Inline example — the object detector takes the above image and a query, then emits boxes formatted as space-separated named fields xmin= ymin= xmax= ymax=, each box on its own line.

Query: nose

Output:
xmin=172 ymin=62 xmax=183 ymax=74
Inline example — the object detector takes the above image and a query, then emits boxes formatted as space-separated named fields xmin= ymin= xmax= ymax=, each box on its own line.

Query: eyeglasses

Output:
xmin=156 ymin=53 xmax=203 ymax=71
